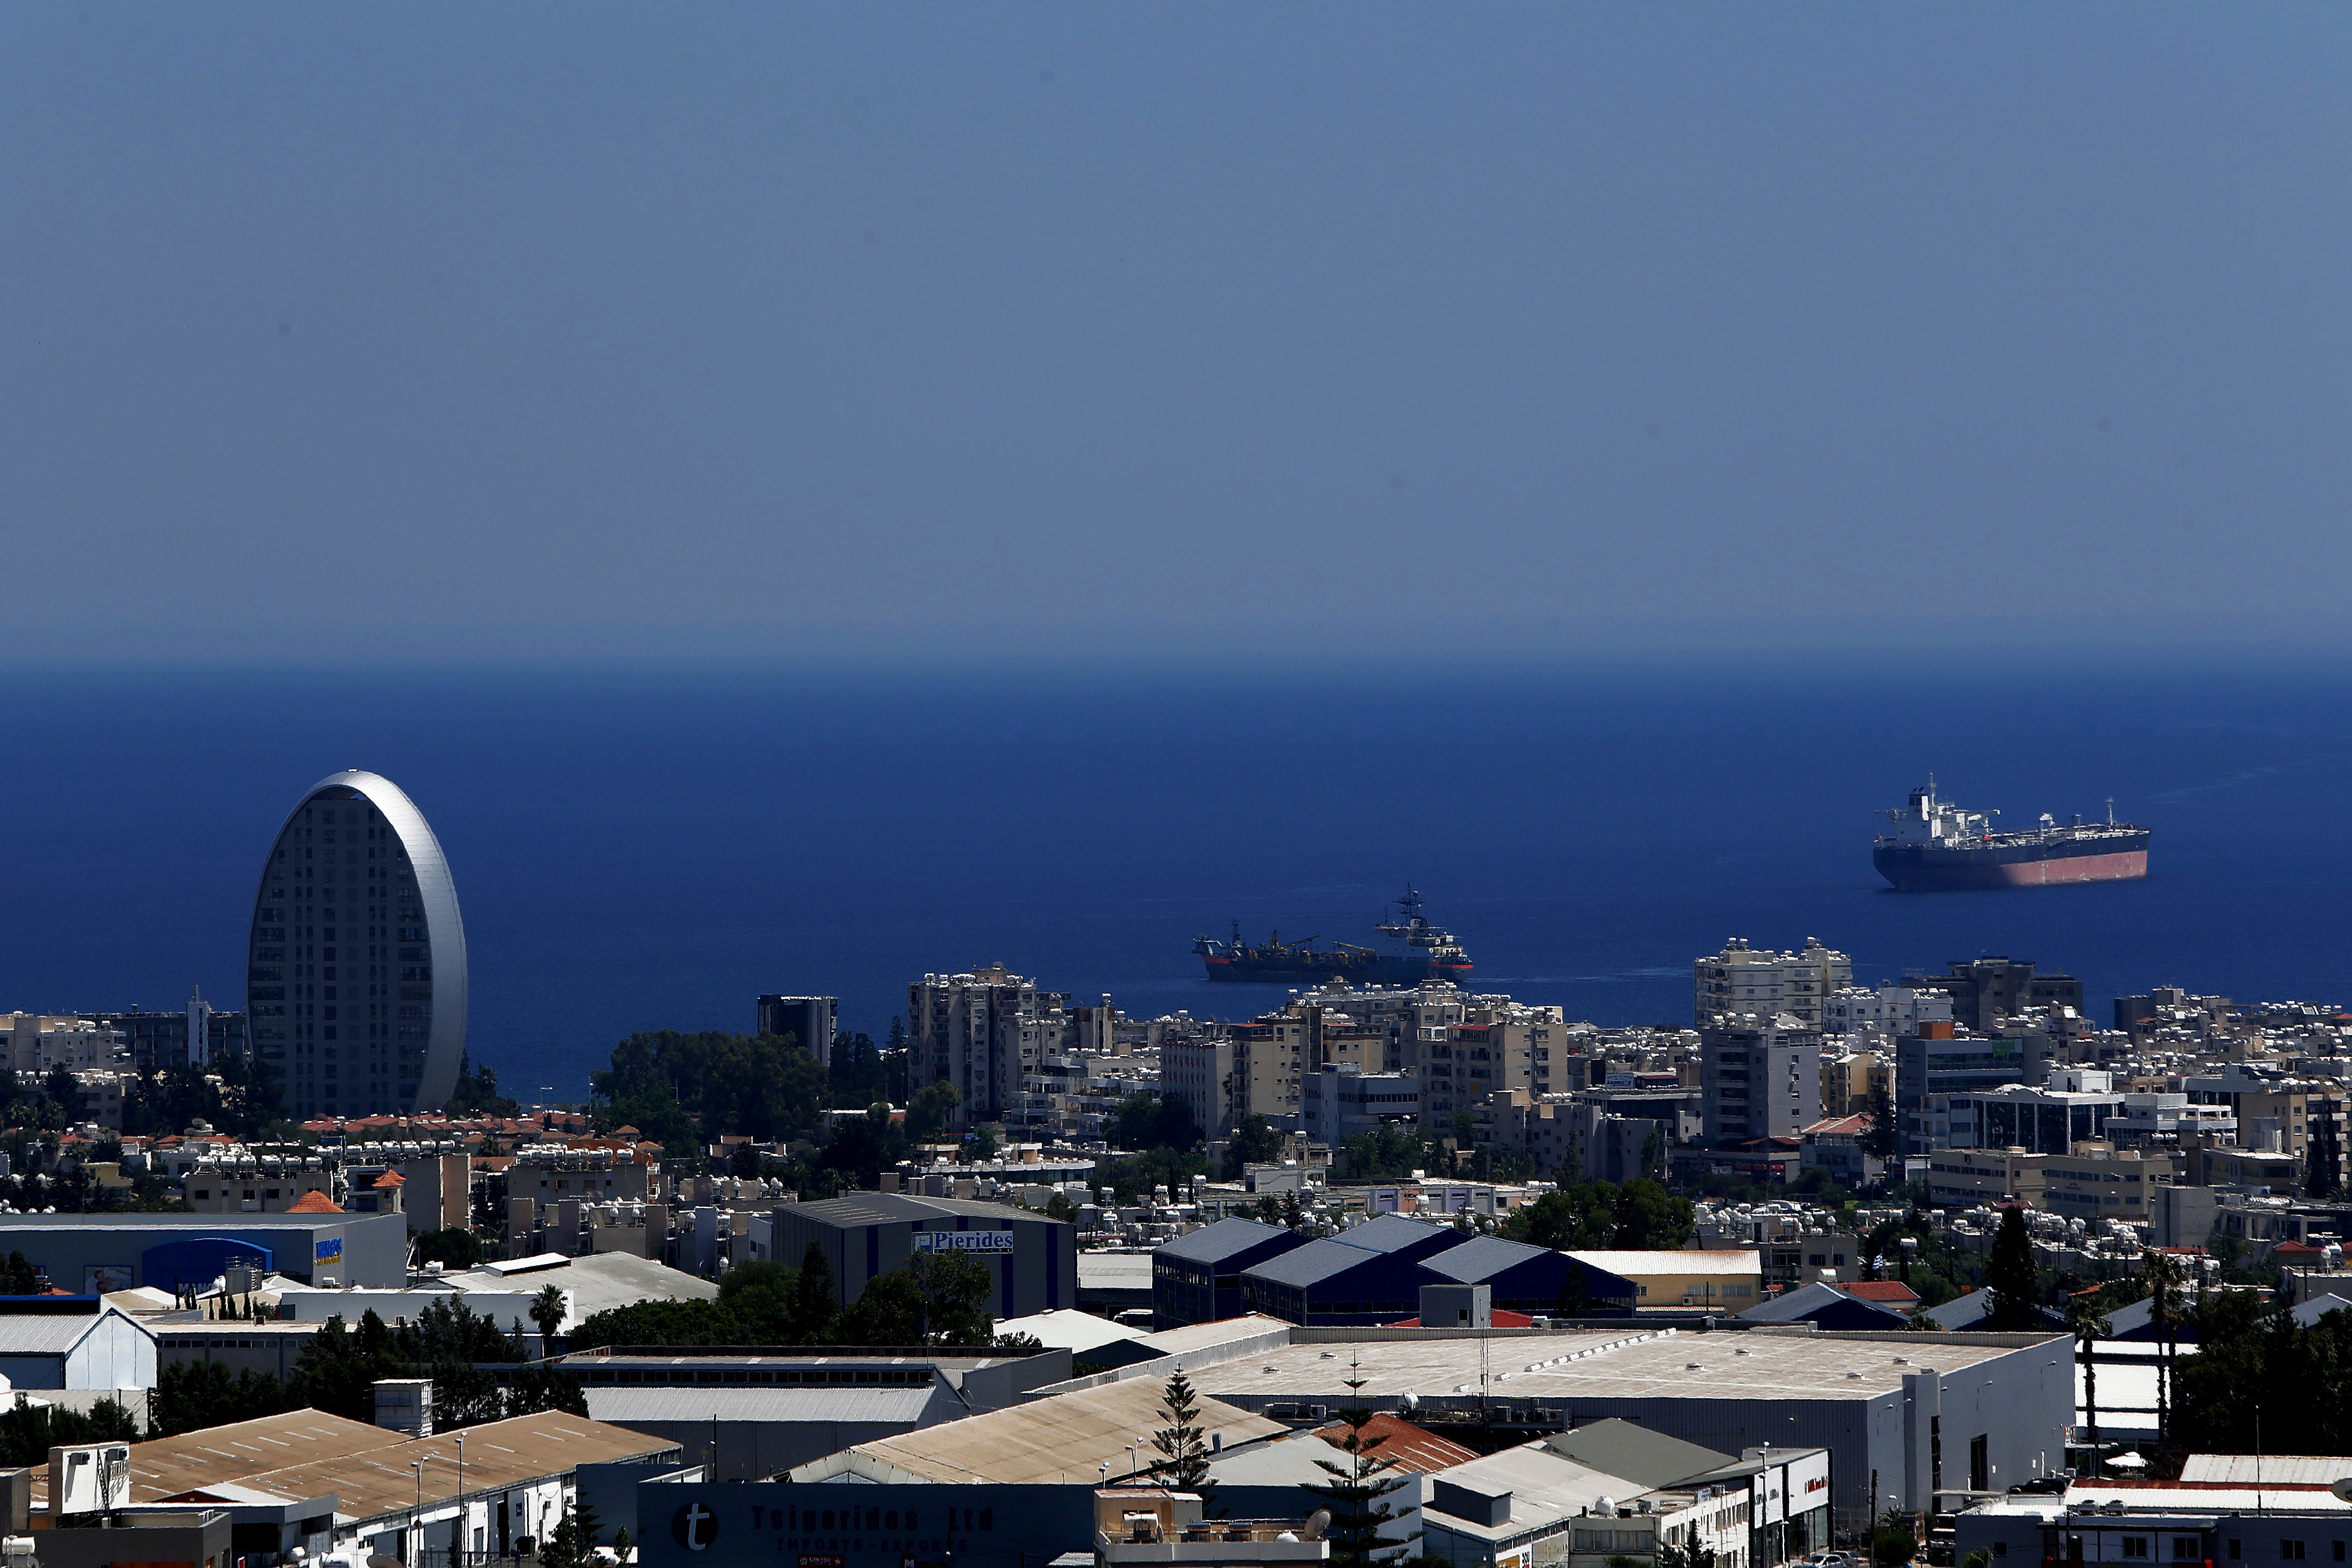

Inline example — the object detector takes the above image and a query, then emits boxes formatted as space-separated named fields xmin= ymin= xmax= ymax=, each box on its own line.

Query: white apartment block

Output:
xmin=1693 ymin=937 xmax=1852 ymax=1027
xmin=907 ymin=966 xmax=1069 ymax=1130
xmin=1820 ymin=984 xmax=1953 ymax=1038
xmin=0 ymin=1015 xmax=127 ymax=1075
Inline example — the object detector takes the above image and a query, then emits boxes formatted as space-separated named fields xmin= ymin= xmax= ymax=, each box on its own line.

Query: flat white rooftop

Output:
xmin=1192 ymin=1327 xmax=2058 ymax=1407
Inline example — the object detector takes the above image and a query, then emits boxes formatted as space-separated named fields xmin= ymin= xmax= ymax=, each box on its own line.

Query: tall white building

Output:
xmin=906 ymin=966 xmax=1067 ymax=1131
xmin=1693 ymin=937 xmax=1851 ymax=1027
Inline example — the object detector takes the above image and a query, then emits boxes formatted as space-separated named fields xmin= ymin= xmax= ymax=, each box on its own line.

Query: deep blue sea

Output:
xmin=4 ymin=657 xmax=2349 ymax=1103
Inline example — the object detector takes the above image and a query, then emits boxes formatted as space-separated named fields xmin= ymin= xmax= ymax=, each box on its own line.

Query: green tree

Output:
xmin=444 ymin=1053 xmax=521 ymax=1117
xmin=906 ymin=1080 xmax=962 ymax=1144
xmin=1862 ymin=1082 xmax=1901 ymax=1161
xmin=1985 ymin=1207 xmax=2040 ymax=1330
xmin=543 ymin=1499 xmax=601 ymax=1568
xmin=154 ymin=1359 xmax=297 ymax=1436
xmin=0 ymin=1251 xmax=40 ymax=1295
xmin=1505 ymin=1178 xmax=1692 ymax=1251
xmin=2065 ymin=1293 xmax=2115 ymax=1449
xmin=827 ymin=1032 xmax=890 ymax=1109
xmin=791 ymin=1242 xmax=840 ymax=1340
xmin=570 ymin=1298 xmax=745 ymax=1350
xmin=41 ymin=1066 xmax=88 ymax=1124
xmin=529 ymin=1283 xmax=568 ymax=1344
xmin=1301 ymin=1359 xmax=1417 ymax=1568
xmin=1222 ymin=1116 xmax=1286 ymax=1180
xmin=1871 ymin=1509 xmax=1916 ymax=1567
xmin=1148 ymin=1370 xmax=1216 ymax=1510
xmin=835 ymin=1270 xmax=926 ymax=1345
xmin=1660 ymin=1541 xmax=1718 ymax=1568
xmin=412 ymin=1227 xmax=487 ymax=1270
xmin=0 ymin=1392 xmax=137 ymax=1467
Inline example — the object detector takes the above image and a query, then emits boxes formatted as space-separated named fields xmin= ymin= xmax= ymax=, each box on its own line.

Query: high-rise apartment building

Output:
xmin=1898 ymin=957 xmax=2084 ymax=1034
xmin=755 ymin=995 xmax=838 ymax=1071
xmin=1699 ymin=1015 xmax=1823 ymax=1143
xmin=247 ymin=770 xmax=468 ymax=1120
xmin=96 ymin=989 xmax=249 ymax=1071
xmin=906 ymin=966 xmax=1067 ymax=1130
xmin=1693 ymin=938 xmax=1851 ymax=1027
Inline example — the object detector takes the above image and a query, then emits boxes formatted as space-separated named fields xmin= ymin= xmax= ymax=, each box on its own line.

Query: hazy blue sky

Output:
xmin=5 ymin=5 xmax=2347 ymax=662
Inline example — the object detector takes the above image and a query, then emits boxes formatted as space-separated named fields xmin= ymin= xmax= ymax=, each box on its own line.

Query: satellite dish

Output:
xmin=1303 ymin=1511 xmax=1332 ymax=1540
xmin=2330 ymin=1478 xmax=2352 ymax=1504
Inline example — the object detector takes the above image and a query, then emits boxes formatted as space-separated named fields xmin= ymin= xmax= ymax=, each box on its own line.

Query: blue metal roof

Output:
xmin=1156 ymin=1217 xmax=1304 ymax=1267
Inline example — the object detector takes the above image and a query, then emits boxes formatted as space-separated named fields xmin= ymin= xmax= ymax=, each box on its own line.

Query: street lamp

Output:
xmin=412 ymin=1461 xmax=425 ymax=1564
xmin=456 ymin=1433 xmax=466 ymax=1567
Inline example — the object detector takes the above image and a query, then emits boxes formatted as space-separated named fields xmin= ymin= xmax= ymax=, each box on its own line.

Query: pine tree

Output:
xmin=1302 ymin=1355 xmax=1416 ymax=1568
xmin=1985 ymin=1206 xmax=2039 ymax=1330
xmin=1149 ymin=1370 xmax=1216 ymax=1512
xmin=543 ymin=1500 xmax=600 ymax=1568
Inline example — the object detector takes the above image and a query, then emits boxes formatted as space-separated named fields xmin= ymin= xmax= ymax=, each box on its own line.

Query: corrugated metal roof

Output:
xmin=2177 ymin=1455 xmax=2352 ymax=1486
xmin=1155 ymin=1219 xmax=1295 ymax=1266
xmin=1565 ymin=1250 xmax=1762 ymax=1276
xmin=805 ymin=1373 xmax=1285 ymax=1485
xmin=585 ymin=1384 xmax=951 ymax=1425
xmin=1541 ymin=1418 xmax=1733 ymax=1489
xmin=781 ymin=1194 xmax=1050 ymax=1228
xmin=1241 ymin=1236 xmax=1395 ymax=1289
xmin=1331 ymin=1216 xmax=1457 ymax=1256
xmin=993 ymin=1309 xmax=1144 ymax=1355
xmin=0 ymin=1311 xmax=115 ymax=1353
xmin=29 ymin=1410 xmax=403 ymax=1508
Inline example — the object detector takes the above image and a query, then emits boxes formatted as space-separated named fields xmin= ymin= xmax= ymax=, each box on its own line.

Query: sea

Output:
xmin=4 ymin=655 xmax=2349 ymax=1104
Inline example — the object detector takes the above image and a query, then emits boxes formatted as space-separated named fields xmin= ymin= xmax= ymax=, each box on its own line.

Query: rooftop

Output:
xmin=1191 ymin=1327 xmax=2057 ymax=1408
xmin=792 ymin=1373 xmax=1285 ymax=1485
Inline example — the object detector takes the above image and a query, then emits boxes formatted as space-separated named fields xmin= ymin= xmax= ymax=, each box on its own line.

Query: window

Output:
xmin=2230 ymin=1542 xmax=2243 ymax=1561
xmin=2174 ymin=1543 xmax=2201 ymax=1561
xmin=2123 ymin=1540 xmax=2149 ymax=1559
xmin=1993 ymin=1547 xmax=2007 ymax=1559
xmin=2283 ymin=1546 xmax=2306 ymax=1562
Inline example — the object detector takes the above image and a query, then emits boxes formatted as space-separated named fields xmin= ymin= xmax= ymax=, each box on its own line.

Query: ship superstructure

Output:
xmin=1873 ymin=779 xmax=2150 ymax=891
xmin=1195 ymin=886 xmax=1473 ymax=984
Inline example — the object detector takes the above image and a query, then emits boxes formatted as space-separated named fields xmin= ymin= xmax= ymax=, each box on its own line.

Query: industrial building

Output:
xmin=0 ymin=1298 xmax=156 ymax=1388
xmin=0 ymin=1210 xmax=409 ymax=1291
xmin=1230 ymin=1218 xmax=1637 ymax=1327
xmin=1183 ymin=1325 xmax=2074 ymax=1529
xmin=1151 ymin=1217 xmax=1311 ymax=1329
xmin=29 ymin=1407 xmax=683 ymax=1566
xmin=768 ymin=1192 xmax=1077 ymax=1321
xmin=572 ymin=1345 xmax=1073 ymax=1480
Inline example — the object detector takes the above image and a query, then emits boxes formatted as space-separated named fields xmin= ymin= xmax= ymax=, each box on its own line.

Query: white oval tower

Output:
xmin=246 ymin=770 xmax=468 ymax=1118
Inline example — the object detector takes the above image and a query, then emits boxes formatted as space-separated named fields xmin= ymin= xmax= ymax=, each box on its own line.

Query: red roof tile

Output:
xmin=1839 ymin=1281 xmax=1922 ymax=1305
xmin=1308 ymin=1413 xmax=1481 ymax=1474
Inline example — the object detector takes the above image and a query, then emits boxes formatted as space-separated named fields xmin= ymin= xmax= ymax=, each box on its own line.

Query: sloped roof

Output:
xmin=285 ymin=1190 xmax=344 ymax=1214
xmin=1157 ymin=1217 xmax=1301 ymax=1266
xmin=1332 ymin=1215 xmax=1461 ymax=1256
xmin=1564 ymin=1250 xmax=1760 ymax=1276
xmin=1839 ymin=1280 xmax=1921 ymax=1305
xmin=1541 ymin=1417 xmax=1734 ymax=1490
xmin=28 ymin=1410 xmax=404 ymax=1507
xmin=794 ymin=1374 xmax=1285 ymax=1485
xmin=1308 ymin=1413 xmax=1479 ymax=1474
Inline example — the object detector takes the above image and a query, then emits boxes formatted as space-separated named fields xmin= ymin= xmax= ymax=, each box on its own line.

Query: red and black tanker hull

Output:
xmin=1875 ymin=831 xmax=2150 ymax=892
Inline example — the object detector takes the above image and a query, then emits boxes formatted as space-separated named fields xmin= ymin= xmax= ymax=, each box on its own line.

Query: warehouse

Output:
xmin=0 ymin=1298 xmax=155 ymax=1388
xmin=1152 ymin=1217 xmax=1310 ymax=1329
xmin=768 ymin=1194 xmax=1076 ymax=1321
xmin=1236 ymin=1215 xmax=1474 ymax=1326
xmin=0 ymin=1212 xmax=407 ymax=1290
xmin=1417 ymin=1237 xmax=1637 ymax=1319
xmin=1187 ymin=1325 xmax=2073 ymax=1529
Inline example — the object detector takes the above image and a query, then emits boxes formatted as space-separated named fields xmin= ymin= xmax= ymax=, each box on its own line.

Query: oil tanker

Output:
xmin=1195 ymin=886 xmax=1473 ymax=984
xmin=1873 ymin=780 xmax=2150 ymax=891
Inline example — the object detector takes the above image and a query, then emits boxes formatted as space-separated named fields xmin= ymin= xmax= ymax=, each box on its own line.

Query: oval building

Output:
xmin=246 ymin=770 xmax=469 ymax=1119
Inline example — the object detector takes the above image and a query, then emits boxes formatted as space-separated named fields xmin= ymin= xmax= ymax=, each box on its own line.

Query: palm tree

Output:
xmin=530 ymin=1283 xmax=568 ymax=1348
xmin=2141 ymin=1249 xmax=2184 ymax=1449
xmin=2065 ymin=1294 xmax=2113 ymax=1462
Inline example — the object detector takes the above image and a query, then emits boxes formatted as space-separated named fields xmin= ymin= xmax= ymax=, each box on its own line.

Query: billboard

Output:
xmin=909 ymin=1229 xmax=1013 ymax=1254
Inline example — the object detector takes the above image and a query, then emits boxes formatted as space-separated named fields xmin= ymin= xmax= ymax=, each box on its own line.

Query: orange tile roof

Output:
xmin=1307 ymin=1413 xmax=1480 ymax=1474
xmin=372 ymin=1171 xmax=405 ymax=1188
xmin=1839 ymin=1280 xmax=1922 ymax=1305
xmin=286 ymin=1190 xmax=344 ymax=1214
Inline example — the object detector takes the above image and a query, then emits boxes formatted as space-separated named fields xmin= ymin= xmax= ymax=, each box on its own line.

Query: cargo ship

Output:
xmin=1873 ymin=780 xmax=2150 ymax=891
xmin=1196 ymin=886 xmax=1473 ymax=984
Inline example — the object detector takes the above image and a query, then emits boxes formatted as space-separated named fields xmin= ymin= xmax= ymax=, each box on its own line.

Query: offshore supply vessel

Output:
xmin=1873 ymin=780 xmax=2151 ymax=891
xmin=1195 ymin=886 xmax=1474 ymax=984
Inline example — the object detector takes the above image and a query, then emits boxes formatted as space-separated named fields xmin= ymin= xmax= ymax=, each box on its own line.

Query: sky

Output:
xmin=4 ymin=4 xmax=2349 ymax=664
